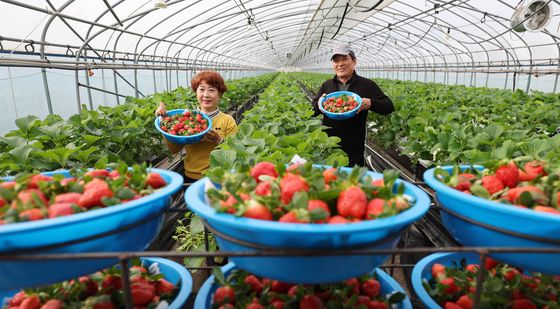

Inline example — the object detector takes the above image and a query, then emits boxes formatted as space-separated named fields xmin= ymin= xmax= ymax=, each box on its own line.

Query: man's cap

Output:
xmin=331 ymin=44 xmax=355 ymax=60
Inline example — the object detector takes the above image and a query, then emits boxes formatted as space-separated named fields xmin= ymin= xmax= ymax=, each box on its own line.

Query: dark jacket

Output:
xmin=312 ymin=71 xmax=394 ymax=164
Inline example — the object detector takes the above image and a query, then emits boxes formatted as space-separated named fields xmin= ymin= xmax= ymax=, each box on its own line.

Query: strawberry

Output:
xmin=146 ymin=173 xmax=166 ymax=189
xmin=328 ymin=215 xmax=349 ymax=224
xmin=495 ymin=163 xmax=519 ymax=188
xmin=484 ymin=257 xmax=499 ymax=270
xmin=388 ymin=196 xmax=409 ymax=210
xmin=307 ymin=199 xmax=330 ymax=222
xmin=504 ymin=268 xmax=520 ymax=282
xmin=108 ymin=170 xmax=121 ymax=179
xmin=130 ymin=266 xmax=147 ymax=274
xmin=455 ymin=295 xmax=473 ymax=309
xmin=218 ymin=305 xmax=235 ymax=309
xmin=93 ymin=301 xmax=117 ymax=309
xmin=213 ymin=286 xmax=236 ymax=305
xmin=79 ymin=276 xmax=99 ymax=297
xmin=345 ymin=278 xmax=360 ymax=295
xmin=156 ymin=278 xmax=175 ymax=295
xmin=278 ymin=211 xmax=307 ymax=223
xmin=432 ymin=263 xmax=446 ymax=280
xmin=243 ymin=200 xmax=272 ymax=221
xmin=534 ymin=206 xmax=560 ymax=214
xmin=54 ymin=192 xmax=82 ymax=204
xmin=444 ymin=302 xmax=463 ymax=309
xmin=480 ymin=175 xmax=504 ymax=195
xmin=455 ymin=173 xmax=476 ymax=191
xmin=19 ymin=208 xmax=45 ymax=221
xmin=244 ymin=275 xmax=263 ymax=294
xmin=367 ymin=198 xmax=385 ymax=218
xmin=279 ymin=174 xmax=309 ymax=204
xmin=512 ymin=299 xmax=537 ymax=309
xmin=40 ymin=299 xmax=63 ymax=309
xmin=299 ymin=295 xmax=323 ymax=309
xmin=250 ymin=162 xmax=278 ymax=182
xmin=28 ymin=174 xmax=53 ymax=189
xmin=440 ymin=277 xmax=459 ymax=295
xmin=19 ymin=295 xmax=40 ymax=309
xmin=322 ymin=168 xmax=337 ymax=184
xmin=246 ymin=303 xmax=264 ymax=309
xmin=371 ymin=179 xmax=384 ymax=187
xmin=286 ymin=163 xmax=302 ymax=174
xmin=84 ymin=178 xmax=109 ymax=191
xmin=102 ymin=275 xmax=122 ymax=294
xmin=270 ymin=301 xmax=284 ymax=309
xmin=337 ymin=186 xmax=367 ymax=219
xmin=131 ymin=281 xmax=155 ymax=305
xmin=60 ymin=177 xmax=77 ymax=186
xmin=9 ymin=291 xmax=26 ymax=306
xmin=79 ymin=185 xmax=113 ymax=209
xmin=505 ymin=186 xmax=544 ymax=203
xmin=254 ymin=181 xmax=272 ymax=196
xmin=465 ymin=264 xmax=479 ymax=273
xmin=1 ymin=181 xmax=16 ymax=189
xmin=85 ymin=169 xmax=110 ymax=178
xmin=48 ymin=203 xmax=82 ymax=218
xmin=271 ymin=281 xmax=292 ymax=293
xmin=361 ymin=279 xmax=381 ymax=298
xmin=17 ymin=189 xmax=48 ymax=206
xmin=523 ymin=161 xmax=545 ymax=177
xmin=287 ymin=285 xmax=299 ymax=296
xmin=0 ymin=197 xmax=5 ymax=208
xmin=368 ymin=301 xmax=389 ymax=309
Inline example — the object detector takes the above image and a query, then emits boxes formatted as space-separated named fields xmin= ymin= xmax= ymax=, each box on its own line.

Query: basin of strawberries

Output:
xmin=195 ymin=263 xmax=412 ymax=309
xmin=319 ymin=91 xmax=363 ymax=120
xmin=185 ymin=161 xmax=430 ymax=283
xmin=155 ymin=109 xmax=212 ymax=144
xmin=423 ymin=159 xmax=560 ymax=275
xmin=0 ymin=163 xmax=183 ymax=291
xmin=1 ymin=257 xmax=192 ymax=309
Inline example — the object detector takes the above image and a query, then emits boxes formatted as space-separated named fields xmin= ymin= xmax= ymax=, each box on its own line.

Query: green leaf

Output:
xmin=209 ymin=149 xmax=237 ymax=170
xmin=213 ymin=267 xmax=226 ymax=286
xmin=8 ymin=145 xmax=35 ymax=166
xmin=189 ymin=215 xmax=205 ymax=234
xmin=15 ymin=115 xmax=39 ymax=133
xmin=470 ymin=184 xmax=490 ymax=199
xmin=0 ymin=136 xmax=26 ymax=148
xmin=388 ymin=291 xmax=406 ymax=304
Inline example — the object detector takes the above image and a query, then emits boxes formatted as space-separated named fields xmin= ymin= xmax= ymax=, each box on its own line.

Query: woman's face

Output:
xmin=196 ymin=80 xmax=220 ymax=111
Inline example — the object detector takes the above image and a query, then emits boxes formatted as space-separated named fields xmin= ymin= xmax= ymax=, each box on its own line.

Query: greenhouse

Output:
xmin=1 ymin=0 xmax=559 ymax=308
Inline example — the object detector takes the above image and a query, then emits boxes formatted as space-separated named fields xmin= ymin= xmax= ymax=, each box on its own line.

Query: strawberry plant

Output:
xmin=1 ymin=258 xmax=178 ymax=309
xmin=206 ymin=161 xmax=412 ymax=223
xmin=423 ymin=257 xmax=560 ymax=309
xmin=0 ymin=162 xmax=167 ymax=225
xmin=434 ymin=158 xmax=560 ymax=215
xmin=322 ymin=94 xmax=359 ymax=113
xmin=159 ymin=110 xmax=209 ymax=136
xmin=210 ymin=267 xmax=406 ymax=308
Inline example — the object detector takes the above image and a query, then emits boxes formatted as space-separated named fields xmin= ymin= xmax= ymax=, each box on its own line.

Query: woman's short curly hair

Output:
xmin=191 ymin=70 xmax=228 ymax=96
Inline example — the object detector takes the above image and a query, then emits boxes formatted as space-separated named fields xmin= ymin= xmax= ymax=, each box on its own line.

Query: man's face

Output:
xmin=331 ymin=54 xmax=356 ymax=80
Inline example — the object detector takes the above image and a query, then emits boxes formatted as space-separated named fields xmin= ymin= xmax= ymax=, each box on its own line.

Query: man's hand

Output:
xmin=358 ymin=98 xmax=371 ymax=113
xmin=203 ymin=129 xmax=223 ymax=144
xmin=155 ymin=102 xmax=167 ymax=117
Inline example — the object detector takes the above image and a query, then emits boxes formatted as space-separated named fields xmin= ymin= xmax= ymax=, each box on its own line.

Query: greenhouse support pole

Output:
xmin=153 ymin=61 xmax=158 ymax=93
xmin=41 ymin=68 xmax=53 ymax=115
xmin=176 ymin=59 xmax=180 ymax=87
xmin=134 ymin=68 xmax=139 ymax=98
xmin=83 ymin=51 xmax=94 ymax=110
xmin=113 ymin=69 xmax=120 ymax=105
xmin=75 ymin=67 xmax=81 ymax=112
xmin=512 ymin=72 xmax=517 ymax=91
xmin=554 ymin=73 xmax=559 ymax=93
xmin=526 ymin=61 xmax=533 ymax=93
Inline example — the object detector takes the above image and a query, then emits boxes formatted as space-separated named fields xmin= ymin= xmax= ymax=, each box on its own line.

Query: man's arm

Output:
xmin=368 ymin=81 xmax=394 ymax=115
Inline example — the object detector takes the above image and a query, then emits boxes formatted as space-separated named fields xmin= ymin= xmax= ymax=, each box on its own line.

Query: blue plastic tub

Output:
xmin=424 ymin=166 xmax=560 ymax=275
xmin=155 ymin=109 xmax=212 ymax=145
xmin=185 ymin=166 xmax=430 ymax=283
xmin=318 ymin=91 xmax=363 ymax=120
xmin=195 ymin=263 xmax=412 ymax=309
xmin=0 ymin=168 xmax=183 ymax=292
xmin=411 ymin=252 xmax=480 ymax=309
xmin=0 ymin=257 xmax=192 ymax=309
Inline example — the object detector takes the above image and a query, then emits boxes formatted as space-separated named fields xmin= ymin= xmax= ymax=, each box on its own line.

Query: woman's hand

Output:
xmin=203 ymin=129 xmax=223 ymax=144
xmin=155 ymin=102 xmax=167 ymax=117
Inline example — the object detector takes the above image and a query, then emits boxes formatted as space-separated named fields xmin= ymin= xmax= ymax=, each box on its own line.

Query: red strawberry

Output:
xmin=40 ymin=299 xmax=64 ymax=309
xmin=455 ymin=295 xmax=473 ymax=309
xmin=28 ymin=174 xmax=53 ymax=189
xmin=48 ymin=203 xmax=82 ymax=218
xmin=322 ymin=168 xmax=337 ymax=184
xmin=279 ymin=211 xmax=307 ymax=223
xmin=480 ymin=175 xmax=504 ymax=195
xmin=367 ymin=198 xmax=385 ymax=218
xmin=432 ymin=263 xmax=446 ymax=280
xmin=523 ymin=161 xmax=545 ymax=177
xmin=19 ymin=295 xmax=40 ymax=309
xmin=371 ymin=179 xmax=384 ymax=187
xmin=441 ymin=277 xmax=459 ymax=295
xmin=246 ymin=303 xmax=264 ymax=309
xmin=337 ymin=186 xmax=367 ymax=219
xmin=60 ymin=177 xmax=77 ymax=186
xmin=1 ymin=181 xmax=16 ymax=189
xmin=388 ymin=196 xmax=408 ymax=210
xmin=455 ymin=173 xmax=476 ymax=191
xmin=244 ymin=275 xmax=263 ymax=294
xmin=54 ymin=192 xmax=82 ymax=204
xmin=250 ymin=162 xmax=278 ymax=182
xmin=19 ymin=208 xmax=45 ymax=221
xmin=280 ymin=174 xmax=309 ymax=204
xmin=243 ymin=200 xmax=272 ymax=221
xmin=465 ymin=264 xmax=479 ymax=273
xmin=79 ymin=276 xmax=99 ymax=297
xmin=271 ymin=281 xmax=292 ymax=293
xmin=484 ymin=257 xmax=499 ymax=270
xmin=84 ymin=178 xmax=109 ymax=191
xmin=93 ymin=300 xmax=117 ymax=309
xmin=85 ymin=169 xmax=110 ymax=178
xmin=504 ymin=268 xmax=520 ymax=282
xmin=286 ymin=163 xmax=302 ymax=174
xmin=108 ymin=170 xmax=121 ymax=179
xmin=270 ymin=301 xmax=284 ymax=309
xmin=213 ymin=286 xmax=236 ymax=305
xmin=17 ymin=189 xmax=48 ymax=206
xmin=254 ymin=181 xmax=272 ymax=196
xmin=328 ymin=215 xmax=349 ymax=224
xmin=495 ymin=163 xmax=519 ymax=188
xmin=79 ymin=185 xmax=113 ymax=209
xmin=156 ymin=278 xmax=175 ymax=295
xmin=102 ymin=275 xmax=122 ymax=294
xmin=307 ymin=199 xmax=330 ymax=222
xmin=131 ymin=281 xmax=155 ymax=305
xmin=512 ymin=299 xmax=537 ymax=309
xmin=361 ymin=279 xmax=381 ymax=298
xmin=506 ymin=186 xmax=544 ymax=203
xmin=9 ymin=291 xmax=26 ymax=306
xmin=146 ymin=173 xmax=166 ymax=189
xmin=444 ymin=302 xmax=463 ymax=309
xmin=299 ymin=295 xmax=323 ymax=309
xmin=368 ymin=301 xmax=389 ymax=309
xmin=534 ymin=206 xmax=560 ymax=215
xmin=345 ymin=278 xmax=360 ymax=295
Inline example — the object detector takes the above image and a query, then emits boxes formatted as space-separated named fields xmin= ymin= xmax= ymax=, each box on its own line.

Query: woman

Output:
xmin=155 ymin=70 xmax=238 ymax=183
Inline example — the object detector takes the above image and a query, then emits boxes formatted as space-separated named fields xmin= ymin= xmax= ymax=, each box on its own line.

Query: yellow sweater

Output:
xmin=163 ymin=111 xmax=238 ymax=180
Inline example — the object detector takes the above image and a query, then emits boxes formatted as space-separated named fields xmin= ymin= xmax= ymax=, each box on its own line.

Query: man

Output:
xmin=312 ymin=43 xmax=394 ymax=167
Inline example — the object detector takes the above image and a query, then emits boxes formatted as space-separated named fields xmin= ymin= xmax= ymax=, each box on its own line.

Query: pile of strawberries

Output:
xmin=0 ymin=164 xmax=167 ymax=225
xmin=322 ymin=94 xmax=360 ymax=114
xmin=211 ymin=268 xmax=405 ymax=309
xmin=159 ymin=110 xmax=209 ymax=136
xmin=2 ymin=259 xmax=177 ymax=309
xmin=439 ymin=159 xmax=560 ymax=215
xmin=425 ymin=257 xmax=560 ymax=309
xmin=207 ymin=162 xmax=411 ymax=223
